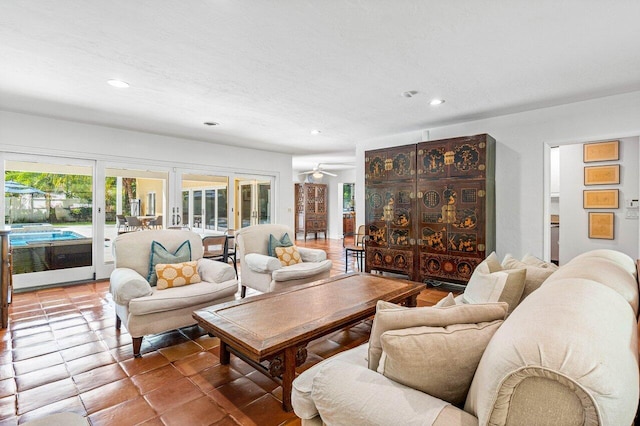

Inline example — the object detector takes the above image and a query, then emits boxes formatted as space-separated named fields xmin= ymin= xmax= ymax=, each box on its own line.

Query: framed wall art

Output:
xmin=583 ymin=189 xmax=619 ymax=209
xmin=584 ymin=164 xmax=620 ymax=186
xmin=588 ymin=212 xmax=614 ymax=240
xmin=583 ymin=140 xmax=619 ymax=163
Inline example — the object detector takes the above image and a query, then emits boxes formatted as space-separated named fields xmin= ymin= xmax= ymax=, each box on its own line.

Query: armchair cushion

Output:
xmin=155 ymin=261 xmax=201 ymax=290
xmin=275 ymin=245 xmax=303 ymax=266
xmin=244 ymin=253 xmax=282 ymax=273
xmin=272 ymin=260 xmax=332 ymax=282
xmin=268 ymin=232 xmax=293 ymax=257
xmin=377 ymin=319 xmax=503 ymax=406
xmin=110 ymin=268 xmax=153 ymax=305
xmin=197 ymin=258 xmax=237 ymax=283
xmin=502 ymin=254 xmax=556 ymax=301
xmin=147 ymin=240 xmax=192 ymax=286
xmin=368 ymin=300 xmax=508 ymax=371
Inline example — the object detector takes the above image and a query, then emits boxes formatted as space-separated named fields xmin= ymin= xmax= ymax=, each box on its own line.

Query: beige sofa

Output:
xmin=110 ymin=230 xmax=238 ymax=356
xmin=292 ymin=249 xmax=640 ymax=425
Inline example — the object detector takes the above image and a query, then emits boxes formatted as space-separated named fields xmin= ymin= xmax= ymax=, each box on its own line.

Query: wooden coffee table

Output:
xmin=193 ymin=272 xmax=423 ymax=411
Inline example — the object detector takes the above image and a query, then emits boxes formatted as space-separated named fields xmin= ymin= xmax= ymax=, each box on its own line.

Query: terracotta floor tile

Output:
xmin=47 ymin=316 xmax=86 ymax=330
xmin=0 ymin=365 xmax=14 ymax=381
xmin=73 ymin=362 xmax=127 ymax=393
xmin=88 ymin=318 xmax=117 ymax=332
xmin=173 ymin=351 xmax=220 ymax=376
xmin=157 ymin=340 xmax=202 ymax=362
xmin=214 ymin=377 xmax=268 ymax=410
xmin=296 ymin=352 xmax=325 ymax=374
xmin=0 ymin=353 xmax=11 ymax=366
xmin=236 ymin=393 xmax=296 ymax=426
xmin=66 ymin=351 xmax=115 ymax=376
xmin=193 ymin=334 xmax=220 ymax=351
xmin=178 ymin=325 xmax=208 ymax=340
xmin=148 ymin=330 xmax=190 ymax=350
xmin=56 ymin=331 xmax=100 ymax=351
xmin=213 ymin=415 xmax=243 ymax=426
xmin=189 ymin=364 xmax=244 ymax=393
xmin=80 ymin=377 xmax=140 ymax=414
xmin=9 ymin=325 xmax=50 ymax=339
xmin=60 ymin=340 xmax=108 ymax=362
xmin=136 ymin=416 xmax=164 ymax=426
xmin=131 ymin=364 xmax=184 ymax=395
xmin=12 ymin=352 xmax=64 ymax=375
xmin=120 ymin=351 xmax=170 ymax=377
xmin=159 ymin=395 xmax=227 ymax=426
xmin=143 ymin=377 xmax=204 ymax=414
xmin=15 ymin=364 xmax=69 ymax=392
xmin=11 ymin=341 xmax=58 ymax=362
xmin=0 ymin=395 xmax=16 ymax=421
xmin=227 ymin=356 xmax=255 ymax=376
xmin=16 ymin=396 xmax=86 ymax=424
xmin=9 ymin=318 xmax=47 ymax=332
xmin=245 ymin=370 xmax=279 ymax=393
xmin=101 ymin=332 xmax=133 ymax=350
xmin=0 ymin=379 xmax=16 ymax=399
xmin=52 ymin=323 xmax=92 ymax=340
xmin=16 ymin=378 xmax=77 ymax=415
xmin=8 ymin=311 xmax=46 ymax=322
xmin=88 ymin=396 xmax=157 ymax=426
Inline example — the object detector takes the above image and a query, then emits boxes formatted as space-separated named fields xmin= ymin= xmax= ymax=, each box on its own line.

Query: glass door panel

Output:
xmin=182 ymin=191 xmax=189 ymax=227
xmin=258 ymin=182 xmax=271 ymax=224
xmin=4 ymin=158 xmax=94 ymax=289
xmin=235 ymin=178 xmax=273 ymax=228
xmin=193 ymin=190 xmax=203 ymax=232
xmin=181 ymin=173 xmax=229 ymax=233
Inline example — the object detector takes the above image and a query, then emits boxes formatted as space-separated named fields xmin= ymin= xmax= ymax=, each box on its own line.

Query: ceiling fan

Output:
xmin=299 ymin=164 xmax=337 ymax=179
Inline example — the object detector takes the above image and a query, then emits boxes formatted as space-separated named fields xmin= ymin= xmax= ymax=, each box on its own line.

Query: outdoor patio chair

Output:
xmin=343 ymin=224 xmax=366 ymax=273
xmin=202 ymin=235 xmax=228 ymax=263
xmin=125 ymin=216 xmax=143 ymax=231
xmin=116 ymin=214 xmax=128 ymax=233
xmin=148 ymin=215 xmax=163 ymax=229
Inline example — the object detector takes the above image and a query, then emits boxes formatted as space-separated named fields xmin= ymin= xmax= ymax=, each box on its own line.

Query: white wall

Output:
xmin=356 ymin=90 xmax=640 ymax=260
xmin=559 ymin=137 xmax=639 ymax=264
xmin=0 ymin=111 xmax=295 ymax=228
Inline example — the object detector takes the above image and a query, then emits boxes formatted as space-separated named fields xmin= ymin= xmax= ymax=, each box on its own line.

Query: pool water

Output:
xmin=9 ymin=230 xmax=89 ymax=247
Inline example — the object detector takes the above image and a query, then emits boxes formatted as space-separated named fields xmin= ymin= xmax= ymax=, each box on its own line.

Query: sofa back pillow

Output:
xmin=156 ymin=261 xmax=201 ymax=289
xmin=268 ymin=233 xmax=293 ymax=257
xmin=275 ymin=245 xmax=303 ymax=266
xmin=502 ymin=254 xmax=556 ymax=302
xmin=368 ymin=300 xmax=508 ymax=371
xmin=147 ymin=240 xmax=192 ymax=286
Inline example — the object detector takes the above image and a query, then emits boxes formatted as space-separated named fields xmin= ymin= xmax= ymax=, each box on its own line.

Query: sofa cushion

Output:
xmin=502 ymin=254 xmax=556 ymax=301
xmin=155 ymin=261 xmax=201 ymax=290
xmin=197 ymin=258 xmax=237 ymax=283
xmin=147 ymin=240 xmax=192 ymax=286
xmin=275 ymin=245 xmax=302 ymax=266
xmin=368 ymin=300 xmax=508 ymax=371
xmin=128 ymin=279 xmax=237 ymax=315
xmin=462 ymin=255 xmax=526 ymax=313
xmin=109 ymin=268 xmax=153 ymax=305
xmin=522 ymin=253 xmax=559 ymax=270
xmin=268 ymin=232 xmax=293 ymax=257
xmin=377 ymin=319 xmax=503 ymax=407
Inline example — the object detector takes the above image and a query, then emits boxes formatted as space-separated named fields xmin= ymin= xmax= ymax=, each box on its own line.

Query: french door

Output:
xmin=180 ymin=172 xmax=229 ymax=232
xmin=235 ymin=177 xmax=272 ymax=228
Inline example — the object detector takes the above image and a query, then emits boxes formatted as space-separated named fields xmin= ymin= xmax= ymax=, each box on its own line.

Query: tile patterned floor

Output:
xmin=0 ymin=237 xmax=450 ymax=425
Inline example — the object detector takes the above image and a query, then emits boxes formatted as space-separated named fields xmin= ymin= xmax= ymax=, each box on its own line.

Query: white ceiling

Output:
xmin=2 ymin=1 xmax=640 ymax=172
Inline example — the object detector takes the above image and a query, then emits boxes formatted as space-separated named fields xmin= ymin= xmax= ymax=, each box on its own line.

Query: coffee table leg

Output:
xmin=219 ymin=341 xmax=231 ymax=365
xmin=282 ymin=346 xmax=296 ymax=412
xmin=406 ymin=294 xmax=418 ymax=307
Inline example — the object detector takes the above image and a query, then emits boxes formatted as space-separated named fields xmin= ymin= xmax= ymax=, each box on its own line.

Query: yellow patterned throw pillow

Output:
xmin=275 ymin=245 xmax=303 ymax=266
xmin=155 ymin=261 xmax=201 ymax=290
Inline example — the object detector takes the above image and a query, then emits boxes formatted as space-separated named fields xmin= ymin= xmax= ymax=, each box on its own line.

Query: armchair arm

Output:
xmin=244 ymin=253 xmax=282 ymax=273
xmin=197 ymin=258 xmax=236 ymax=283
xmin=110 ymin=268 xmax=153 ymax=305
xmin=297 ymin=247 xmax=327 ymax=262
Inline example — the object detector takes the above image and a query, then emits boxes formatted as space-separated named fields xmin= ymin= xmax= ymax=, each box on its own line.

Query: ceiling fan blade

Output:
xmin=322 ymin=170 xmax=338 ymax=177
xmin=299 ymin=170 xmax=315 ymax=175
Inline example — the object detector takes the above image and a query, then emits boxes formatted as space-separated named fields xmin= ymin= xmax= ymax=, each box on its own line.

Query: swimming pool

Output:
xmin=9 ymin=229 xmax=92 ymax=274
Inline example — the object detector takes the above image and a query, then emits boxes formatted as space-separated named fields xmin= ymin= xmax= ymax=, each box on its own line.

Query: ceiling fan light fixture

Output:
xmin=429 ymin=98 xmax=445 ymax=106
xmin=310 ymin=129 xmax=321 ymax=135
xmin=312 ymin=171 xmax=324 ymax=179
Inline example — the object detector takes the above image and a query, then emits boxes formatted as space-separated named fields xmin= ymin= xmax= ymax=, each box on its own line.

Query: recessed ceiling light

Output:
xmin=310 ymin=129 xmax=321 ymax=135
xmin=203 ymin=122 xmax=220 ymax=126
xmin=107 ymin=79 xmax=130 ymax=88
xmin=429 ymin=99 xmax=445 ymax=106
xmin=401 ymin=91 xmax=418 ymax=98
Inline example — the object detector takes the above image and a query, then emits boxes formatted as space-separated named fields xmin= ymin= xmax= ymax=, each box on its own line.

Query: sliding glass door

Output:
xmin=181 ymin=173 xmax=229 ymax=233
xmin=234 ymin=177 xmax=272 ymax=228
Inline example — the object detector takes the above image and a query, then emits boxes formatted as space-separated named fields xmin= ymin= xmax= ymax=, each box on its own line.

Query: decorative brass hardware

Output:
xmin=444 ymin=151 xmax=455 ymax=165
xmin=479 ymin=142 xmax=486 ymax=149
xmin=478 ymin=190 xmax=486 ymax=197
xmin=384 ymin=158 xmax=393 ymax=171
xmin=478 ymin=244 xmax=486 ymax=251
xmin=416 ymin=192 xmax=422 ymax=198
xmin=418 ymin=149 xmax=424 ymax=155
xmin=478 ymin=164 xmax=486 ymax=171
xmin=409 ymin=238 xmax=416 ymax=245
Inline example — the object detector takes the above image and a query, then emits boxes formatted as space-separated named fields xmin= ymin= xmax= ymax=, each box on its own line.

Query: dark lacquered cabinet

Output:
xmin=365 ymin=134 xmax=495 ymax=285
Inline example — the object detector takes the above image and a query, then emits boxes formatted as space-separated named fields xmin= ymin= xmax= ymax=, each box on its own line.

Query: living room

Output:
xmin=2 ymin=2 xmax=640 ymax=425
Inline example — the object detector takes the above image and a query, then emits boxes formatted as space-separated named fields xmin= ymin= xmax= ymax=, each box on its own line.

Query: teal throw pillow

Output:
xmin=147 ymin=240 xmax=192 ymax=286
xmin=268 ymin=233 xmax=293 ymax=257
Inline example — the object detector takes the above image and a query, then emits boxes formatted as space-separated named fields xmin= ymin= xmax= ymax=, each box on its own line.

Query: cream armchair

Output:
xmin=236 ymin=224 xmax=332 ymax=298
xmin=110 ymin=230 xmax=238 ymax=357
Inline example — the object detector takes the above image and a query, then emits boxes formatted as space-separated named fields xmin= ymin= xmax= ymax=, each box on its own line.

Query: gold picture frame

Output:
xmin=583 ymin=189 xmax=619 ymax=209
xmin=584 ymin=164 xmax=620 ymax=185
xmin=583 ymin=140 xmax=619 ymax=163
xmin=588 ymin=212 xmax=614 ymax=239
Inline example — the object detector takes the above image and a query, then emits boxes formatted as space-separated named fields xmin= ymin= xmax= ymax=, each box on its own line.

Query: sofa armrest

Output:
xmin=197 ymin=258 xmax=236 ymax=283
xmin=244 ymin=253 xmax=282 ymax=273
xmin=311 ymin=360 xmax=454 ymax=426
xmin=110 ymin=268 xmax=153 ymax=305
xmin=297 ymin=247 xmax=327 ymax=262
